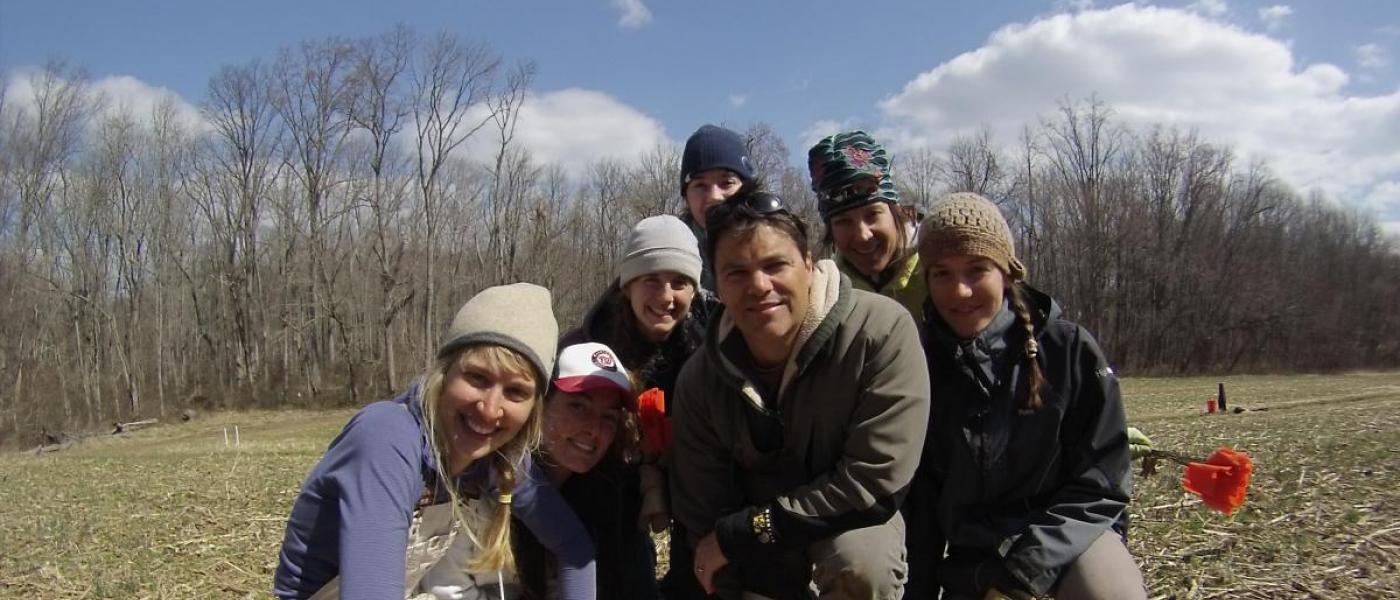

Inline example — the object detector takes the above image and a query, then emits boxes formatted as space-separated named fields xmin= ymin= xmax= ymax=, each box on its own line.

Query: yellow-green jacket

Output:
xmin=836 ymin=251 xmax=927 ymax=325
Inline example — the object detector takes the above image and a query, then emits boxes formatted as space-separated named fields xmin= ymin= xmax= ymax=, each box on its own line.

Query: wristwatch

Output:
xmin=751 ymin=506 xmax=779 ymax=544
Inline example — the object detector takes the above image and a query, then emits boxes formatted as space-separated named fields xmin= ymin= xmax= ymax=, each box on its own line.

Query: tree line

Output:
xmin=2 ymin=28 xmax=1396 ymax=446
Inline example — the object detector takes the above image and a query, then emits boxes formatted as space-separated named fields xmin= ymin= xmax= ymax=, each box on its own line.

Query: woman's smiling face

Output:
xmin=925 ymin=254 xmax=1007 ymax=339
xmin=436 ymin=350 xmax=538 ymax=475
xmin=624 ymin=271 xmax=696 ymax=343
xmin=542 ymin=389 xmax=624 ymax=479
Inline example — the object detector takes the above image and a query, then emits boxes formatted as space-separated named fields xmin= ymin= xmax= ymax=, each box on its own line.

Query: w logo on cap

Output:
xmin=555 ymin=343 xmax=633 ymax=395
xmin=592 ymin=349 xmax=618 ymax=371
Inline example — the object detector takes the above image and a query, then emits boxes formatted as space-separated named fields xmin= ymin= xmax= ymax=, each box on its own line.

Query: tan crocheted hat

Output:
xmin=916 ymin=192 xmax=1026 ymax=281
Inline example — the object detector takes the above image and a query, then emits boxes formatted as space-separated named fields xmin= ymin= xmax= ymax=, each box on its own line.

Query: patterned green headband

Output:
xmin=807 ymin=130 xmax=900 ymax=221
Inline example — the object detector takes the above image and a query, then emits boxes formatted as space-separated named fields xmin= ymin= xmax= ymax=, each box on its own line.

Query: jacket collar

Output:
xmin=836 ymin=249 xmax=919 ymax=295
xmin=923 ymin=283 xmax=1064 ymax=395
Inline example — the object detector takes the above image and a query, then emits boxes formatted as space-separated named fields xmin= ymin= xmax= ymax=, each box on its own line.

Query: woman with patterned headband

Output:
xmin=808 ymin=131 xmax=927 ymax=324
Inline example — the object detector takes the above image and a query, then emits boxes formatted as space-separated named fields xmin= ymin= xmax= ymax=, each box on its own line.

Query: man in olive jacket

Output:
xmin=669 ymin=192 xmax=930 ymax=600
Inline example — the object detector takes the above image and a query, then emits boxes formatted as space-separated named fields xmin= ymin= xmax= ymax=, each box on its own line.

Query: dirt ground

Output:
xmin=1 ymin=371 xmax=1396 ymax=598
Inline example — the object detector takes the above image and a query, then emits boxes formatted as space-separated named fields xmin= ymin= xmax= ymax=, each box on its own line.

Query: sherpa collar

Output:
xmin=711 ymin=259 xmax=848 ymax=408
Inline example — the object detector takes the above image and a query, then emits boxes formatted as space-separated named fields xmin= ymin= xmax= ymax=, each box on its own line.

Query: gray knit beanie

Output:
xmin=618 ymin=215 xmax=703 ymax=287
xmin=917 ymin=192 xmax=1027 ymax=281
xmin=437 ymin=283 xmax=559 ymax=382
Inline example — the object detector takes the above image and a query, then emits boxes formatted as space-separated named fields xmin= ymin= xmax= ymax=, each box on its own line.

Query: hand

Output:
xmin=636 ymin=466 xmax=670 ymax=533
xmin=693 ymin=532 xmax=730 ymax=595
xmin=424 ymin=585 xmax=465 ymax=600
xmin=638 ymin=510 xmax=670 ymax=533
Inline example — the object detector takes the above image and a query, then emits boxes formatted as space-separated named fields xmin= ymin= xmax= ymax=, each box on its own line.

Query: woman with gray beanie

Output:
xmin=275 ymin=284 xmax=570 ymax=600
xmin=560 ymin=213 xmax=711 ymax=600
xmin=562 ymin=214 xmax=707 ymax=399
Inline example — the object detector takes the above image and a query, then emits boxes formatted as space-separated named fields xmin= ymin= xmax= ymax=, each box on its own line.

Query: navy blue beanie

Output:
xmin=680 ymin=124 xmax=756 ymax=195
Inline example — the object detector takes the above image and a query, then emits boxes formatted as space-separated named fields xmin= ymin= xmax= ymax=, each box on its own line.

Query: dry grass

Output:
xmin=1 ymin=373 xmax=1397 ymax=598
xmin=1121 ymin=372 xmax=1400 ymax=599
xmin=0 ymin=409 xmax=355 ymax=599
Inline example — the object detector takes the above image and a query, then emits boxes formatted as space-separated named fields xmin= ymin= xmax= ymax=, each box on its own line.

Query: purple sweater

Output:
xmin=273 ymin=387 xmax=596 ymax=599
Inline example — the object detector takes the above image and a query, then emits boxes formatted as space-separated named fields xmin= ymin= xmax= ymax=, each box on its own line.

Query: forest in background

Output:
xmin=2 ymin=27 xmax=1397 ymax=446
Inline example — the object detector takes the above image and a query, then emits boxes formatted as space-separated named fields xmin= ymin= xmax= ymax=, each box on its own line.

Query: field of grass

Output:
xmin=1 ymin=372 xmax=1397 ymax=599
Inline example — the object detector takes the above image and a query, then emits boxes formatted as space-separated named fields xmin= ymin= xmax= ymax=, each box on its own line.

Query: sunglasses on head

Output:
xmin=818 ymin=176 xmax=882 ymax=205
xmin=704 ymin=191 xmax=788 ymax=226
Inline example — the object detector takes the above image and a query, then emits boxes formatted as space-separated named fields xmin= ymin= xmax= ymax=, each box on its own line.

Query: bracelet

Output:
xmin=751 ymin=506 xmax=779 ymax=544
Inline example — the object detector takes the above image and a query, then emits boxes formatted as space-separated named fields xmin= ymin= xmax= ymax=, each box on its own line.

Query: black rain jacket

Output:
xmin=903 ymin=284 xmax=1132 ymax=597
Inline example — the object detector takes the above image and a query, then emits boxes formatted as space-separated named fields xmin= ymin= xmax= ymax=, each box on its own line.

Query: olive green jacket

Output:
xmin=669 ymin=260 xmax=931 ymax=561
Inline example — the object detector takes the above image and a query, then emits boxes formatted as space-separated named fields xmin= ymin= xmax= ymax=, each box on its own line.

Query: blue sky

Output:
xmin=3 ymin=0 xmax=1399 ymax=230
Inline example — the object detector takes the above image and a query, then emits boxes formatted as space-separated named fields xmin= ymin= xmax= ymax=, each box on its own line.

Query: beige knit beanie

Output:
xmin=917 ymin=192 xmax=1027 ymax=281
xmin=437 ymin=283 xmax=559 ymax=382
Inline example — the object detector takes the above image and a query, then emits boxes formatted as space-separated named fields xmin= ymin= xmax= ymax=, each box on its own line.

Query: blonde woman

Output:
xmin=274 ymin=284 xmax=559 ymax=599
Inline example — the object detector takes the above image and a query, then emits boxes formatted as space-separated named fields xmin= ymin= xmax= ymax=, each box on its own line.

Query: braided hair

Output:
xmin=1006 ymin=283 xmax=1045 ymax=411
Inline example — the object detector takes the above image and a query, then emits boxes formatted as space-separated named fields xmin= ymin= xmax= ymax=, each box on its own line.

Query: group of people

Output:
xmin=273 ymin=125 xmax=1146 ymax=600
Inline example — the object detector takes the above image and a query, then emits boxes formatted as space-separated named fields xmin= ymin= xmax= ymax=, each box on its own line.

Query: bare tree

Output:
xmin=191 ymin=60 xmax=281 ymax=399
xmin=273 ymin=37 xmax=358 ymax=398
xmin=896 ymin=146 xmax=942 ymax=212
xmin=485 ymin=61 xmax=537 ymax=285
xmin=631 ymin=143 xmax=681 ymax=217
xmin=411 ymin=31 xmax=500 ymax=367
xmin=347 ymin=27 xmax=415 ymax=393
xmin=945 ymin=127 xmax=1006 ymax=199
xmin=743 ymin=122 xmax=788 ymax=186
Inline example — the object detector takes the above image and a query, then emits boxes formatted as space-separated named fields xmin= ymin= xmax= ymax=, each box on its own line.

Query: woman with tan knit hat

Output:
xmin=904 ymin=193 xmax=1145 ymax=600
xmin=275 ymin=284 xmax=571 ymax=599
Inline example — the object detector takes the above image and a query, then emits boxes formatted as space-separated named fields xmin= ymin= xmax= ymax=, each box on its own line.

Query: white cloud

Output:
xmin=1187 ymin=0 xmax=1228 ymax=18
xmin=1054 ymin=0 xmax=1096 ymax=12
xmin=3 ymin=69 xmax=207 ymax=135
xmin=799 ymin=118 xmax=867 ymax=151
xmin=728 ymin=93 xmax=748 ymax=108
xmin=458 ymin=88 xmax=670 ymax=178
xmin=611 ymin=0 xmax=652 ymax=29
xmin=90 ymin=75 xmax=208 ymax=133
xmin=1356 ymin=43 xmax=1389 ymax=69
xmin=876 ymin=4 xmax=1400 ymax=223
xmin=1258 ymin=5 xmax=1292 ymax=31
xmin=1363 ymin=181 xmax=1400 ymax=236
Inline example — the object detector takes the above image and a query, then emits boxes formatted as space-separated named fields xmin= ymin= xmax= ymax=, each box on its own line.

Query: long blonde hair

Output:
xmin=419 ymin=344 xmax=545 ymax=574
